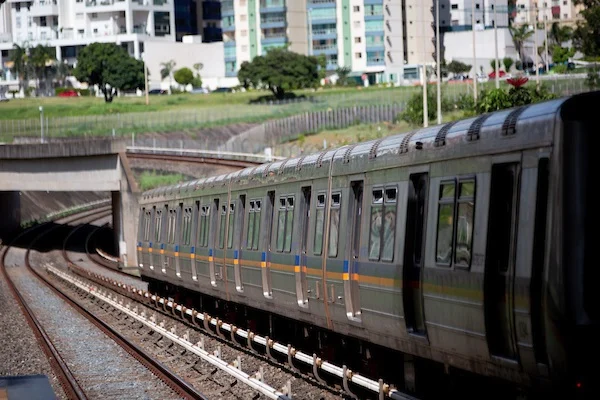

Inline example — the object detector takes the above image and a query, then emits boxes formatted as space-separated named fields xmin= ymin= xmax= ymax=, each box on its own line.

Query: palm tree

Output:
xmin=29 ymin=45 xmax=55 ymax=95
xmin=160 ymin=59 xmax=176 ymax=91
xmin=10 ymin=43 xmax=30 ymax=93
xmin=550 ymin=22 xmax=572 ymax=46
xmin=509 ymin=25 xmax=534 ymax=63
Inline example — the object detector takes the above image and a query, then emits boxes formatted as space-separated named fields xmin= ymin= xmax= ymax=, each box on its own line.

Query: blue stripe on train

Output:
xmin=191 ymin=246 xmax=195 ymax=253
xmin=209 ymin=248 xmax=213 ymax=256
xmin=175 ymin=245 xmax=179 ymax=252
xmin=261 ymin=252 xmax=267 ymax=262
xmin=343 ymin=260 xmax=349 ymax=273
xmin=295 ymin=255 xmax=300 ymax=265
xmin=234 ymin=250 xmax=239 ymax=259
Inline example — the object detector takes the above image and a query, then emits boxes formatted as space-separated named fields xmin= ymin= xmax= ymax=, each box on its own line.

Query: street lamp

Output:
xmin=435 ymin=0 xmax=442 ymax=124
xmin=142 ymin=52 xmax=149 ymax=105
xmin=39 ymin=106 xmax=44 ymax=143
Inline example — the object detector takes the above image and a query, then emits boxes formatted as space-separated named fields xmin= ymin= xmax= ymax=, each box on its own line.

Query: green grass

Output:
xmin=137 ymin=171 xmax=187 ymax=191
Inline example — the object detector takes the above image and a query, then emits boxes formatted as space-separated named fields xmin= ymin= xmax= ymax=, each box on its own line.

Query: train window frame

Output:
xmin=143 ymin=209 xmax=152 ymax=241
xmin=219 ymin=204 xmax=227 ymax=249
xmin=182 ymin=207 xmax=193 ymax=245
xmin=313 ymin=193 xmax=326 ymax=256
xmin=328 ymin=192 xmax=342 ymax=258
xmin=368 ymin=186 xmax=398 ymax=262
xmin=197 ymin=204 xmax=210 ymax=248
xmin=154 ymin=207 xmax=163 ymax=242
xmin=454 ymin=178 xmax=476 ymax=268
xmin=227 ymin=203 xmax=236 ymax=249
xmin=167 ymin=208 xmax=177 ymax=244
xmin=276 ymin=195 xmax=295 ymax=253
xmin=434 ymin=177 xmax=476 ymax=269
xmin=247 ymin=199 xmax=262 ymax=250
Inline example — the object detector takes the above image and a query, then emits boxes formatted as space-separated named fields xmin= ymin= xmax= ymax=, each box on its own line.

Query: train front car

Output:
xmin=545 ymin=91 xmax=599 ymax=398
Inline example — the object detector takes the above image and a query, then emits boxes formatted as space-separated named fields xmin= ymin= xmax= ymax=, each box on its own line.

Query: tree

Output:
xmin=552 ymin=45 xmax=576 ymax=64
xmin=160 ymin=59 xmax=176 ymax=90
xmin=74 ymin=42 xmax=144 ymax=103
xmin=503 ymin=57 xmax=514 ymax=72
xmin=29 ymin=45 xmax=55 ymax=95
xmin=335 ymin=66 xmax=352 ymax=86
xmin=236 ymin=48 xmax=322 ymax=99
xmin=192 ymin=63 xmax=203 ymax=88
xmin=573 ymin=0 xmax=600 ymax=57
xmin=447 ymin=60 xmax=471 ymax=76
xmin=174 ymin=67 xmax=194 ymax=87
xmin=10 ymin=43 xmax=30 ymax=92
xmin=550 ymin=22 xmax=573 ymax=46
xmin=509 ymin=24 xmax=534 ymax=61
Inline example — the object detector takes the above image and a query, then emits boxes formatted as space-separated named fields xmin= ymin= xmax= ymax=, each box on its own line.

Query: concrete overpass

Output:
xmin=0 ymin=139 xmax=139 ymax=267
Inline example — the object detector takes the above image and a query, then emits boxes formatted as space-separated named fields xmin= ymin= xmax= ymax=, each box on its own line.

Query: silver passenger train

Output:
xmin=137 ymin=92 xmax=599 ymax=396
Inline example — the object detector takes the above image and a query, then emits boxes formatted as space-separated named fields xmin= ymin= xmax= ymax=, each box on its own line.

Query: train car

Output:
xmin=136 ymin=91 xmax=599 ymax=397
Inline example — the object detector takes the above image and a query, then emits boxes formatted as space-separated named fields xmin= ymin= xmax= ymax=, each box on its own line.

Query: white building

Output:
xmin=1 ymin=0 xmax=176 ymax=84
xmin=446 ymin=0 xmax=510 ymax=29
xmin=513 ymin=0 xmax=584 ymax=25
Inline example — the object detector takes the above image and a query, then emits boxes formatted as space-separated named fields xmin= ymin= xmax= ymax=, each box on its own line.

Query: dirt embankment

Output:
xmin=19 ymin=191 xmax=109 ymax=223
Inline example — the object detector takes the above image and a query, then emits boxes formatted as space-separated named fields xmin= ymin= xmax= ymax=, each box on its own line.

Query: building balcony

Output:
xmin=364 ymin=0 xmax=383 ymax=5
xmin=131 ymin=0 xmax=151 ymax=6
xmin=307 ymin=0 xmax=336 ymax=9
xmin=261 ymin=34 xmax=286 ymax=44
xmin=364 ymin=14 xmax=383 ymax=21
xmin=224 ymin=40 xmax=236 ymax=47
xmin=365 ymin=29 xmax=384 ymax=36
xmin=222 ymin=24 xmax=235 ymax=32
xmin=29 ymin=0 xmax=59 ymax=16
xmin=365 ymin=43 xmax=384 ymax=52
xmin=153 ymin=0 xmax=169 ymax=5
xmin=224 ymin=53 xmax=236 ymax=62
xmin=312 ymin=44 xmax=337 ymax=55
xmin=325 ymin=61 xmax=338 ymax=70
xmin=367 ymin=57 xmax=385 ymax=66
xmin=260 ymin=18 xmax=286 ymax=29
xmin=312 ymin=29 xmax=336 ymax=40
xmin=203 ymin=26 xmax=222 ymax=42
xmin=260 ymin=0 xmax=285 ymax=13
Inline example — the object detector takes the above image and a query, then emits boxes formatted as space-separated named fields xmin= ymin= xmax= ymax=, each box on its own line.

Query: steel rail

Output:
xmin=53 ymin=216 xmax=209 ymax=400
xmin=126 ymin=151 xmax=264 ymax=169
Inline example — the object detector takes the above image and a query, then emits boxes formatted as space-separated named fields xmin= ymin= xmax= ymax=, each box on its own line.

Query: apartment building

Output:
xmin=446 ymin=0 xmax=510 ymax=29
xmin=220 ymin=0 xmax=437 ymax=84
xmin=0 ymin=0 xmax=176 ymax=82
xmin=513 ymin=0 xmax=584 ymax=25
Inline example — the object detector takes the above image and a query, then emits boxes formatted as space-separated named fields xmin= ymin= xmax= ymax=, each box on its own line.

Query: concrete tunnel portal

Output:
xmin=0 ymin=139 xmax=139 ymax=268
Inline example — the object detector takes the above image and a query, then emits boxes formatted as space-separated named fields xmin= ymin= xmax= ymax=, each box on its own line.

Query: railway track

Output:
xmin=1 ymin=207 xmax=208 ymax=400
xmin=126 ymin=152 xmax=262 ymax=169
xmin=71 ymin=214 xmax=416 ymax=400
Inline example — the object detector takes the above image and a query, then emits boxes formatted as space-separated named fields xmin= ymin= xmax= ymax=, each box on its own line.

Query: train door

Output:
xmin=403 ymin=173 xmax=428 ymax=336
xmin=261 ymin=191 xmax=275 ymax=298
xmin=484 ymin=163 xmax=520 ymax=361
xmin=233 ymin=195 xmax=246 ymax=292
xmin=344 ymin=180 xmax=363 ymax=319
xmin=295 ymin=187 xmax=311 ymax=307
xmin=209 ymin=198 xmax=219 ymax=286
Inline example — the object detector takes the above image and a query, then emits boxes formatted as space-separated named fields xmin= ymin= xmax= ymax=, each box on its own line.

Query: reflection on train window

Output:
xmin=276 ymin=196 xmax=295 ymax=252
xmin=369 ymin=187 xmax=397 ymax=262
xmin=154 ymin=208 xmax=163 ymax=242
xmin=182 ymin=207 xmax=192 ymax=245
xmin=247 ymin=199 xmax=261 ymax=250
xmin=219 ymin=204 xmax=227 ymax=249
xmin=227 ymin=203 xmax=235 ymax=249
xmin=436 ymin=178 xmax=476 ymax=267
xmin=455 ymin=180 xmax=475 ymax=266
xmin=436 ymin=181 xmax=456 ymax=264
xmin=314 ymin=194 xmax=326 ymax=255
xmin=329 ymin=193 xmax=341 ymax=257
xmin=143 ymin=209 xmax=152 ymax=241
xmin=198 ymin=205 xmax=210 ymax=247
xmin=167 ymin=209 xmax=177 ymax=244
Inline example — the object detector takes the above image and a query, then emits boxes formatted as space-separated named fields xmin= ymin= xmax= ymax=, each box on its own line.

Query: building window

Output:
xmin=40 ymin=16 xmax=47 ymax=27
xmin=354 ymin=36 xmax=361 ymax=43
xmin=240 ymin=14 xmax=247 ymax=22
xmin=16 ymin=17 xmax=21 ymax=29
xmin=241 ymin=29 xmax=247 ymax=36
xmin=354 ymin=21 xmax=361 ymax=28
xmin=241 ymin=45 xmax=248 ymax=51
xmin=353 ymin=5 xmax=360 ymax=12
xmin=451 ymin=3 xmax=458 ymax=9
xmin=355 ymin=52 xmax=362 ymax=58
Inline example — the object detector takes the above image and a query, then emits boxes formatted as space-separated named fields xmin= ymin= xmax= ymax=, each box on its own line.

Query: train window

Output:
xmin=219 ymin=205 xmax=227 ymax=249
xmin=369 ymin=187 xmax=397 ymax=261
xmin=167 ymin=209 xmax=177 ymax=244
xmin=314 ymin=194 xmax=326 ymax=255
xmin=436 ymin=181 xmax=456 ymax=265
xmin=154 ymin=209 xmax=163 ymax=242
xmin=227 ymin=203 xmax=235 ymax=249
xmin=198 ymin=205 xmax=210 ymax=247
xmin=182 ymin=208 xmax=192 ymax=245
xmin=143 ymin=210 xmax=152 ymax=241
xmin=382 ymin=188 xmax=397 ymax=262
xmin=328 ymin=193 xmax=341 ymax=257
xmin=455 ymin=180 xmax=475 ymax=267
xmin=247 ymin=200 xmax=262 ymax=250
xmin=276 ymin=195 xmax=294 ymax=253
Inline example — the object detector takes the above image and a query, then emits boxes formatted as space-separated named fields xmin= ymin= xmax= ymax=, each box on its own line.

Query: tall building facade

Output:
xmin=220 ymin=0 xmax=438 ymax=84
xmin=446 ymin=0 xmax=510 ymax=29
xmin=0 ymin=0 xmax=176 ymax=72
xmin=513 ymin=0 xmax=584 ymax=25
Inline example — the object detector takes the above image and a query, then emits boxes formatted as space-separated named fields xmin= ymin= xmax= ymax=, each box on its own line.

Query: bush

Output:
xmin=55 ymin=87 xmax=90 ymax=96
xmin=454 ymin=93 xmax=475 ymax=111
xmin=508 ymin=87 xmax=533 ymax=107
xmin=477 ymin=89 xmax=512 ymax=113
xmin=553 ymin=64 xmax=568 ymax=74
xmin=586 ymin=67 xmax=600 ymax=89
xmin=400 ymin=87 xmax=452 ymax=126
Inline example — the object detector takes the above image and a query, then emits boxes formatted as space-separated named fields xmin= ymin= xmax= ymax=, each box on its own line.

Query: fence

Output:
xmin=218 ymin=103 xmax=405 ymax=154
xmin=0 ymin=76 xmax=592 ymax=143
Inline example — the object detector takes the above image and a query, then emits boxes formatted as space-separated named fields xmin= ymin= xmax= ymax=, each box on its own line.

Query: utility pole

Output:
xmin=436 ymin=0 xmax=442 ymax=124
xmin=472 ymin=4 xmax=478 ymax=104
xmin=143 ymin=54 xmax=149 ymax=106
xmin=307 ymin=8 xmax=313 ymax=56
xmin=533 ymin=5 xmax=540 ymax=85
xmin=422 ymin=2 xmax=428 ymax=128
xmin=493 ymin=0 xmax=500 ymax=89
xmin=39 ymin=106 xmax=44 ymax=143
xmin=544 ymin=16 xmax=549 ymax=73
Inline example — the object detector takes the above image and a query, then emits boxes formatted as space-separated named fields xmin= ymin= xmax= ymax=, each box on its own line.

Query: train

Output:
xmin=136 ymin=91 xmax=598 ymax=397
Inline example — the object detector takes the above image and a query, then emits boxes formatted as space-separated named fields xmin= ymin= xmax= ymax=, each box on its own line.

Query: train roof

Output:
xmin=140 ymin=91 xmax=598 ymax=202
